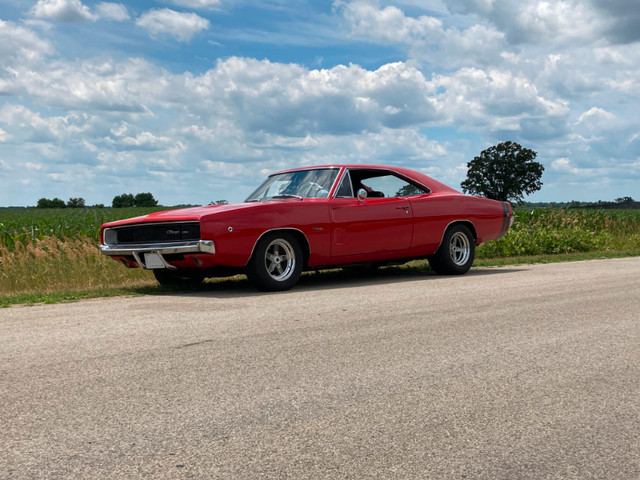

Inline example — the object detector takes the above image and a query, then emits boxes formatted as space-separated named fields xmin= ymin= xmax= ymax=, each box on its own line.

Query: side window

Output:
xmin=362 ymin=174 xmax=427 ymax=198
xmin=334 ymin=171 xmax=354 ymax=198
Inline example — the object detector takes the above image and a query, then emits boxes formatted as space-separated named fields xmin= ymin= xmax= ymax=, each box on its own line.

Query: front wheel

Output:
xmin=246 ymin=232 xmax=303 ymax=291
xmin=428 ymin=225 xmax=475 ymax=275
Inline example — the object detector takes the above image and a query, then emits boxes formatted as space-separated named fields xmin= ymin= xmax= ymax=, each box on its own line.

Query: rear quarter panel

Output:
xmin=408 ymin=193 xmax=507 ymax=255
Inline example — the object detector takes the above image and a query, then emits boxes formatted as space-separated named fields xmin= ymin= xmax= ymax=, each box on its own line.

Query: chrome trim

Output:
xmin=332 ymin=168 xmax=353 ymax=199
xmin=100 ymin=239 xmax=216 ymax=256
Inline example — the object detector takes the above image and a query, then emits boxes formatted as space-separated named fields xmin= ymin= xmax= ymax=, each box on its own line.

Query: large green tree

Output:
xmin=36 ymin=197 xmax=66 ymax=208
xmin=461 ymin=141 xmax=544 ymax=203
xmin=134 ymin=192 xmax=158 ymax=207
xmin=112 ymin=193 xmax=135 ymax=208
xmin=112 ymin=192 xmax=158 ymax=207
xmin=66 ymin=197 xmax=85 ymax=208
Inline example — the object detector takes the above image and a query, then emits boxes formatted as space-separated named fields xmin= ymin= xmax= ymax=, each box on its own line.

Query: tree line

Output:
xmin=36 ymin=193 xmax=158 ymax=209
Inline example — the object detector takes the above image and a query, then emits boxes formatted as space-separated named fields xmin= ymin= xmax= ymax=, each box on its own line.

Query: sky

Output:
xmin=0 ymin=0 xmax=639 ymax=206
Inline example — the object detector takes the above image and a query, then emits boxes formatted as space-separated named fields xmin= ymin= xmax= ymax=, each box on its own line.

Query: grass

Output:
xmin=1 ymin=208 xmax=639 ymax=306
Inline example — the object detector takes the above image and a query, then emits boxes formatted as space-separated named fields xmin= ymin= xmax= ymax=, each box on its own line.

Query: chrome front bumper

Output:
xmin=100 ymin=240 xmax=215 ymax=270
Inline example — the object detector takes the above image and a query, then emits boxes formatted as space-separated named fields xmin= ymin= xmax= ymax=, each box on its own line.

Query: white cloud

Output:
xmin=193 ymin=58 xmax=439 ymax=136
xmin=136 ymin=9 xmax=210 ymax=42
xmin=341 ymin=1 xmax=443 ymax=43
xmin=446 ymin=0 xmax=606 ymax=46
xmin=512 ymin=1 xmax=598 ymax=45
xmin=0 ymin=105 xmax=92 ymax=143
xmin=96 ymin=3 xmax=129 ymax=21
xmin=0 ymin=20 xmax=55 ymax=64
xmin=430 ymin=67 xmax=569 ymax=137
xmin=1 ymin=57 xmax=160 ymax=112
xmin=171 ymin=0 xmax=223 ymax=9
xmin=120 ymin=132 xmax=172 ymax=150
xmin=338 ymin=0 xmax=507 ymax=68
xmin=30 ymin=0 xmax=98 ymax=22
xmin=576 ymin=107 xmax=615 ymax=128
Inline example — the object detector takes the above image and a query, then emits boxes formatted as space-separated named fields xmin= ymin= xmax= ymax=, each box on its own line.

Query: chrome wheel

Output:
xmin=264 ymin=238 xmax=296 ymax=282
xmin=449 ymin=231 xmax=471 ymax=266
xmin=247 ymin=232 xmax=303 ymax=291
xmin=428 ymin=224 xmax=475 ymax=275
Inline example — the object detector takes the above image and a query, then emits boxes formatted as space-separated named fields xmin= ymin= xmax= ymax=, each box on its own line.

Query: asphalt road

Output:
xmin=1 ymin=258 xmax=639 ymax=479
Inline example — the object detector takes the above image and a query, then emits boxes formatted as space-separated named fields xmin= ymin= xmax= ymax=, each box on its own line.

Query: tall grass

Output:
xmin=0 ymin=236 xmax=154 ymax=297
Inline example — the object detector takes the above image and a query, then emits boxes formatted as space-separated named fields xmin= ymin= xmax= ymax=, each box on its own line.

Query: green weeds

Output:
xmin=477 ymin=208 xmax=640 ymax=257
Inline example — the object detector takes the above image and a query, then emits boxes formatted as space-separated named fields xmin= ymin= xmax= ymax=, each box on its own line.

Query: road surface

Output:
xmin=1 ymin=258 xmax=639 ymax=479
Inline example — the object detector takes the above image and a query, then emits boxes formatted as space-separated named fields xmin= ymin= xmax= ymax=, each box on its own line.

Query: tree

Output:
xmin=37 ymin=198 xmax=53 ymax=208
xmin=134 ymin=192 xmax=158 ymax=207
xmin=112 ymin=193 xmax=135 ymax=208
xmin=37 ymin=197 xmax=66 ymax=208
xmin=461 ymin=141 xmax=544 ymax=203
xmin=67 ymin=197 xmax=85 ymax=208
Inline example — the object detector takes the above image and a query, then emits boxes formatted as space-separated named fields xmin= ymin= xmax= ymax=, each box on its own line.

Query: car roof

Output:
xmin=273 ymin=164 xmax=461 ymax=195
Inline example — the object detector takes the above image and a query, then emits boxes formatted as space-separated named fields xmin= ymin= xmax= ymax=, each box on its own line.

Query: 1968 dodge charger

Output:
xmin=100 ymin=165 xmax=513 ymax=291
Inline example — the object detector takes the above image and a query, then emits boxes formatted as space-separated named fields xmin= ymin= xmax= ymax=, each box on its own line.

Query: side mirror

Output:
xmin=357 ymin=188 xmax=368 ymax=202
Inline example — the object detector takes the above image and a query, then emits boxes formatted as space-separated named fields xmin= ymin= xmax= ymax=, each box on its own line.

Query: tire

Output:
xmin=428 ymin=224 xmax=475 ymax=275
xmin=153 ymin=269 xmax=204 ymax=287
xmin=246 ymin=232 xmax=303 ymax=291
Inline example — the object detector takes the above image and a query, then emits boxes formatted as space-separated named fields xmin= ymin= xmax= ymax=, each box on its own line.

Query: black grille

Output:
xmin=115 ymin=223 xmax=200 ymax=244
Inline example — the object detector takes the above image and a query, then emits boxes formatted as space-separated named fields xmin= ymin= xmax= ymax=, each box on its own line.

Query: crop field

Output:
xmin=0 ymin=207 xmax=168 ymax=249
xmin=1 ymin=207 xmax=640 ymax=301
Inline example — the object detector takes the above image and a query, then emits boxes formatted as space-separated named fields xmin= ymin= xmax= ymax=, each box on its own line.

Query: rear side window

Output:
xmin=345 ymin=169 xmax=429 ymax=198
xmin=361 ymin=174 xmax=427 ymax=198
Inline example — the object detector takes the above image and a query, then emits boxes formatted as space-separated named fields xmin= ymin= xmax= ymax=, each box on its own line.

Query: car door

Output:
xmin=329 ymin=170 xmax=415 ymax=258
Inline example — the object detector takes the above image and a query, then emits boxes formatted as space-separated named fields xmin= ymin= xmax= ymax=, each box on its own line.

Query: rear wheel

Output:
xmin=428 ymin=225 xmax=475 ymax=275
xmin=153 ymin=269 xmax=204 ymax=287
xmin=246 ymin=232 xmax=303 ymax=291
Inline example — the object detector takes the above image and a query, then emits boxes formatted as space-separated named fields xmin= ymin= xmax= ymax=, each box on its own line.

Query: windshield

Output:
xmin=246 ymin=168 xmax=339 ymax=201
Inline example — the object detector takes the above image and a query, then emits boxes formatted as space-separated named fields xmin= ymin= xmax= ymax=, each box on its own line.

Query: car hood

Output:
xmin=102 ymin=202 xmax=260 ymax=228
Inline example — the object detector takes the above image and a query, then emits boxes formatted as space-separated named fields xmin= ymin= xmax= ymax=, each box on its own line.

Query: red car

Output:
xmin=100 ymin=165 xmax=513 ymax=291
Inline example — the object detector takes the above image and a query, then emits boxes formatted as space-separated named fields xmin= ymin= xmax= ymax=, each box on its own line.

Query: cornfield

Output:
xmin=0 ymin=207 xmax=165 ymax=249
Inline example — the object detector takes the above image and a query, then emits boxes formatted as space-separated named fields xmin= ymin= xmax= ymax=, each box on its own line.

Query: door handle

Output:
xmin=396 ymin=206 xmax=410 ymax=212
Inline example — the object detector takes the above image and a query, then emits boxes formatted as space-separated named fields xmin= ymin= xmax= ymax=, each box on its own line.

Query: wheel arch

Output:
xmin=247 ymin=228 xmax=311 ymax=269
xmin=437 ymin=220 xmax=477 ymax=249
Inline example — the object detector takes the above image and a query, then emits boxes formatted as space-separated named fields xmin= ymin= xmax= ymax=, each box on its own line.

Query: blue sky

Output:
xmin=1 ymin=0 xmax=639 ymax=206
